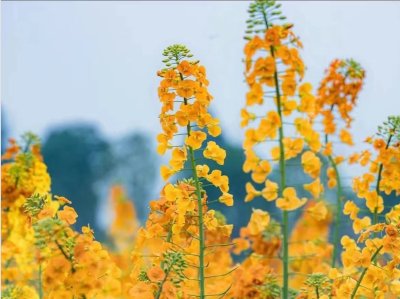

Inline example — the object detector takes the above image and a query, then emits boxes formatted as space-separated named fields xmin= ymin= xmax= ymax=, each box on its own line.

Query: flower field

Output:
xmin=1 ymin=1 xmax=400 ymax=299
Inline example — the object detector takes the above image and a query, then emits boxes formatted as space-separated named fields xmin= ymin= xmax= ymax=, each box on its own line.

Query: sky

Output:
xmin=2 ymin=1 xmax=400 ymax=148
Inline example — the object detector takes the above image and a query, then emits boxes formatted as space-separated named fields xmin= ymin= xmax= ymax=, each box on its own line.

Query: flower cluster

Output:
xmin=2 ymin=1 xmax=399 ymax=299
xmin=1 ymin=135 xmax=121 ymax=299
xmin=126 ymin=45 xmax=236 ymax=299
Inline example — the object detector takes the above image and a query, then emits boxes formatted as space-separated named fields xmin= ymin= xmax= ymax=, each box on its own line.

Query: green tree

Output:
xmin=110 ymin=132 xmax=157 ymax=222
xmin=42 ymin=124 xmax=112 ymax=238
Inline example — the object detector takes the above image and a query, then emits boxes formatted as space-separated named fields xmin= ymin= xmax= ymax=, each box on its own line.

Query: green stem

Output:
xmin=155 ymin=263 xmax=174 ymax=299
xmin=316 ymin=286 xmax=320 ymax=299
xmin=325 ymin=105 xmax=342 ymax=268
xmin=160 ymin=226 xmax=173 ymax=270
xmin=262 ymin=9 xmax=288 ymax=298
xmin=329 ymin=155 xmax=342 ymax=268
xmin=179 ymin=71 xmax=206 ymax=299
xmin=350 ymin=246 xmax=383 ymax=299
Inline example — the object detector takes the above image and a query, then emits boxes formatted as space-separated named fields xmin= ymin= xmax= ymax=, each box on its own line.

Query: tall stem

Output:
xmin=328 ymin=155 xmax=341 ymax=268
xmin=262 ymin=10 xmax=288 ymax=298
xmin=155 ymin=262 xmax=174 ymax=299
xmin=371 ymin=134 xmax=392 ymax=267
xmin=160 ymin=227 xmax=173 ymax=270
xmin=325 ymin=105 xmax=342 ymax=268
xmin=179 ymin=71 xmax=206 ymax=298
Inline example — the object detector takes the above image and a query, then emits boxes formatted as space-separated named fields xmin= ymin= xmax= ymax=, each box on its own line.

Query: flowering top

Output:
xmin=126 ymin=45 xmax=236 ymax=299
xmin=156 ymin=44 xmax=232 ymax=206
xmin=317 ymin=59 xmax=365 ymax=133
xmin=242 ymin=3 xmax=324 ymax=211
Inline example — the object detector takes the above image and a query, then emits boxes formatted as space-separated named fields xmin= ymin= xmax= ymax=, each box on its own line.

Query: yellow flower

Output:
xmin=251 ymin=160 xmax=271 ymax=183
xmin=307 ymin=201 xmax=327 ymax=221
xmin=219 ymin=193 xmax=233 ymax=206
xmin=281 ymin=97 xmax=297 ymax=116
xmin=327 ymin=167 xmax=337 ymax=189
xmin=203 ymin=141 xmax=226 ymax=165
xmin=303 ymin=130 xmax=322 ymax=153
xmin=156 ymin=133 xmax=171 ymax=155
xmin=299 ymin=94 xmax=316 ymax=114
xmin=54 ymin=195 xmax=72 ymax=205
xmin=340 ymin=129 xmax=354 ymax=146
xmin=322 ymin=142 xmax=332 ymax=156
xmin=241 ymin=109 xmax=256 ymax=127
xmin=276 ymin=187 xmax=307 ymax=211
xmin=253 ymin=56 xmax=276 ymax=77
xmin=193 ymin=65 xmax=209 ymax=86
xmin=57 ymin=206 xmax=78 ymax=225
xmin=247 ymin=208 xmax=270 ymax=235
xmin=219 ymin=224 xmax=233 ymax=237
xmin=281 ymin=78 xmax=296 ymax=96
xmin=177 ymin=79 xmax=197 ymax=98
xmin=257 ymin=111 xmax=281 ymax=140
xmin=365 ymin=190 xmax=384 ymax=213
xmin=245 ymin=182 xmax=261 ymax=202
xmin=162 ymin=69 xmax=179 ymax=87
xmin=272 ymin=137 xmax=304 ymax=161
xmin=246 ymin=83 xmax=263 ymax=106
xmin=301 ymin=151 xmax=322 ymax=179
xmin=203 ymin=210 xmax=218 ymax=230
xmin=243 ymin=149 xmax=260 ymax=173
xmin=169 ymin=146 xmax=187 ymax=171
xmin=328 ymin=268 xmax=340 ymax=279
xmin=147 ymin=266 xmax=166 ymax=282
xmin=353 ymin=216 xmax=371 ymax=234
xmin=352 ymin=247 xmax=372 ymax=268
xmin=207 ymin=118 xmax=222 ymax=137
xmin=303 ymin=178 xmax=323 ymax=198
xmin=262 ymin=180 xmax=279 ymax=201
xmin=196 ymin=164 xmax=210 ymax=178
xmin=341 ymin=235 xmax=358 ymax=251
xmin=185 ymin=131 xmax=207 ymax=150
xmin=177 ymin=60 xmax=195 ymax=77
xmin=197 ymin=112 xmax=212 ymax=128
xmin=164 ymin=183 xmax=177 ymax=202
xmin=161 ymin=165 xmax=176 ymax=181
xmin=343 ymin=200 xmax=360 ymax=220
xmin=207 ymin=170 xmax=229 ymax=192
xmin=243 ymin=128 xmax=262 ymax=149
xmin=175 ymin=104 xmax=197 ymax=127
xmin=334 ymin=155 xmax=345 ymax=165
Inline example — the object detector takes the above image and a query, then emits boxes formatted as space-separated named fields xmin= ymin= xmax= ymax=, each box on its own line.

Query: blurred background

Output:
xmin=2 ymin=1 xmax=400 ymax=242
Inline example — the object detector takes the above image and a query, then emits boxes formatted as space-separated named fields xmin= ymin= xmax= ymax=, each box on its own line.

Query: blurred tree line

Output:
xmin=1 ymin=107 xmax=398 ymax=244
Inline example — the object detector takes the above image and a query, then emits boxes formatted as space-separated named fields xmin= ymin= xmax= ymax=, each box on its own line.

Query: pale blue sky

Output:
xmin=3 ymin=1 xmax=400 ymax=148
